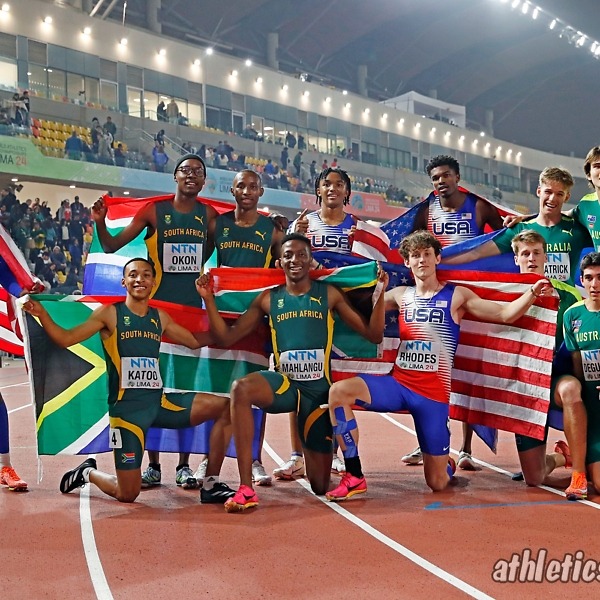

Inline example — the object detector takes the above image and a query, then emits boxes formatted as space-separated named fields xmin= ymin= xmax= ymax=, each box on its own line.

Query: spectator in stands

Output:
xmin=114 ymin=143 xmax=126 ymax=167
xmin=321 ymin=159 xmax=328 ymax=170
xmin=364 ymin=178 xmax=372 ymax=193
xmin=293 ymin=151 xmax=302 ymax=177
xmin=69 ymin=216 xmax=85 ymax=247
xmin=68 ymin=237 xmax=83 ymax=268
xmin=152 ymin=144 xmax=169 ymax=172
xmin=285 ymin=131 xmax=296 ymax=148
xmin=50 ymin=245 xmax=67 ymax=274
xmin=0 ymin=109 xmax=11 ymax=126
xmin=166 ymin=98 xmax=179 ymax=123
xmin=309 ymin=160 xmax=317 ymax=181
xmin=31 ymin=221 xmax=45 ymax=251
xmin=279 ymin=170 xmax=290 ymax=191
xmin=34 ymin=250 xmax=51 ymax=278
xmin=155 ymin=129 xmax=165 ymax=146
xmin=331 ymin=158 xmax=338 ymax=168
xmin=20 ymin=90 xmax=30 ymax=115
xmin=215 ymin=153 xmax=229 ymax=170
xmin=70 ymin=196 xmax=84 ymax=220
xmin=280 ymin=147 xmax=289 ymax=169
xmin=243 ymin=124 xmax=259 ymax=140
xmin=264 ymin=159 xmax=276 ymax=177
xmin=103 ymin=116 xmax=117 ymax=147
xmin=53 ymin=264 xmax=82 ymax=295
xmin=60 ymin=219 xmax=70 ymax=249
xmin=178 ymin=113 xmax=189 ymax=126
xmin=96 ymin=126 xmax=113 ymax=164
xmin=157 ymin=101 xmax=167 ymax=122
xmin=90 ymin=117 xmax=100 ymax=153
xmin=1 ymin=187 xmax=17 ymax=213
xmin=297 ymin=133 xmax=306 ymax=150
xmin=64 ymin=130 xmax=83 ymax=160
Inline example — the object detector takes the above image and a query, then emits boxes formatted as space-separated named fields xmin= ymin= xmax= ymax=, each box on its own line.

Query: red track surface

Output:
xmin=2 ymin=357 xmax=599 ymax=600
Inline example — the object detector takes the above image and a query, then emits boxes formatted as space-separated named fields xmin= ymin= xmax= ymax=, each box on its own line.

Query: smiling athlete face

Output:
xmin=316 ymin=172 xmax=348 ymax=208
xmin=537 ymin=180 xmax=570 ymax=219
xmin=122 ymin=260 xmax=156 ymax=299
xmin=279 ymin=239 xmax=312 ymax=283
xmin=174 ymin=159 xmax=206 ymax=196
xmin=231 ymin=171 xmax=264 ymax=210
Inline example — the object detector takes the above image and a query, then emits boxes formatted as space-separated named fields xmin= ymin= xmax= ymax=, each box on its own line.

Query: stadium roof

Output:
xmin=62 ymin=0 xmax=600 ymax=158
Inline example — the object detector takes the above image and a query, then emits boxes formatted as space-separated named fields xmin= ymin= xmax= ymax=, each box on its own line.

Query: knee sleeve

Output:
xmin=332 ymin=407 xmax=358 ymax=458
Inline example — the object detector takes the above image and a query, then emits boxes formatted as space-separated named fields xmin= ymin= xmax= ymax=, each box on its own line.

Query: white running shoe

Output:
xmin=401 ymin=447 xmax=423 ymax=465
xmin=194 ymin=458 xmax=208 ymax=487
xmin=457 ymin=451 xmax=478 ymax=471
xmin=252 ymin=460 xmax=272 ymax=486
xmin=273 ymin=455 xmax=305 ymax=480
xmin=331 ymin=454 xmax=346 ymax=475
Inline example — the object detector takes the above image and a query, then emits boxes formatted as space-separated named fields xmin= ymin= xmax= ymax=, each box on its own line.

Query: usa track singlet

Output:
xmin=426 ymin=193 xmax=481 ymax=247
xmin=146 ymin=200 xmax=208 ymax=308
xmin=102 ymin=303 xmax=163 ymax=405
xmin=289 ymin=211 xmax=354 ymax=254
xmin=392 ymin=284 xmax=460 ymax=404
xmin=214 ymin=210 xmax=274 ymax=267
xmin=269 ymin=280 xmax=334 ymax=391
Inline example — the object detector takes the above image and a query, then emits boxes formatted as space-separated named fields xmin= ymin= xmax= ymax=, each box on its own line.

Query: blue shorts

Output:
xmin=357 ymin=374 xmax=450 ymax=456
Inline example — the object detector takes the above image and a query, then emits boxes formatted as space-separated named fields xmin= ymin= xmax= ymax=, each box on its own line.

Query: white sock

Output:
xmin=203 ymin=476 xmax=220 ymax=490
xmin=0 ymin=453 xmax=10 ymax=468
xmin=82 ymin=466 xmax=94 ymax=482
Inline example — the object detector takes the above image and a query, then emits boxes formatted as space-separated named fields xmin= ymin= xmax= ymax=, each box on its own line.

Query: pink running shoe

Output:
xmin=224 ymin=484 xmax=259 ymax=513
xmin=0 ymin=466 xmax=28 ymax=492
xmin=325 ymin=473 xmax=367 ymax=502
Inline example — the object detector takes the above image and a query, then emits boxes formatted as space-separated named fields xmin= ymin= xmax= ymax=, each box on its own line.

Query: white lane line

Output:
xmin=0 ymin=382 xmax=28 ymax=390
xmin=8 ymin=403 xmax=31 ymax=414
xmin=263 ymin=441 xmax=494 ymax=600
xmin=378 ymin=413 xmax=600 ymax=510
xmin=79 ymin=457 xmax=113 ymax=600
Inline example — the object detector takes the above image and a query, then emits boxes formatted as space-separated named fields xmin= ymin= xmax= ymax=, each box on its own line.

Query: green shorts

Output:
xmin=259 ymin=371 xmax=333 ymax=454
xmin=108 ymin=392 xmax=195 ymax=470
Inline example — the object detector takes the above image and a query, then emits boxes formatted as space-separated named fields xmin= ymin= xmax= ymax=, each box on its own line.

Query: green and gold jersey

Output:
xmin=102 ymin=303 xmax=163 ymax=405
xmin=269 ymin=280 xmax=334 ymax=390
xmin=214 ymin=211 xmax=274 ymax=267
xmin=146 ymin=200 xmax=208 ymax=308
xmin=573 ymin=194 xmax=600 ymax=251
xmin=493 ymin=216 xmax=591 ymax=286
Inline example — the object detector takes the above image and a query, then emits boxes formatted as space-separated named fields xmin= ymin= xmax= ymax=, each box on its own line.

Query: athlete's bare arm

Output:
xmin=23 ymin=299 xmax=115 ymax=345
xmin=158 ymin=309 xmax=213 ymax=349
xmin=91 ymin=198 xmax=155 ymax=253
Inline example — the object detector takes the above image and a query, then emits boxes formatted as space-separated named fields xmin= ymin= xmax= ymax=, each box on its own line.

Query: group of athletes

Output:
xmin=9 ymin=145 xmax=600 ymax=511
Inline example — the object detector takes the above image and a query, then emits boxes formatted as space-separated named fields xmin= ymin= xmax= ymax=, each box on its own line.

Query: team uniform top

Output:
xmin=564 ymin=301 xmax=600 ymax=406
xmin=426 ymin=193 xmax=482 ymax=247
xmin=551 ymin=279 xmax=581 ymax=349
xmin=288 ymin=212 xmax=354 ymax=254
xmin=493 ymin=216 xmax=591 ymax=287
xmin=269 ymin=280 xmax=334 ymax=393
xmin=145 ymin=200 xmax=208 ymax=308
xmin=572 ymin=194 xmax=600 ymax=251
xmin=101 ymin=303 xmax=163 ymax=406
xmin=214 ymin=210 xmax=274 ymax=267
xmin=392 ymin=284 xmax=460 ymax=404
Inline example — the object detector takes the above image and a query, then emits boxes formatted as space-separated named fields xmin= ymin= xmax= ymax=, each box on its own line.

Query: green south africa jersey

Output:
xmin=573 ymin=194 xmax=600 ymax=251
xmin=493 ymin=216 xmax=591 ymax=286
xmin=214 ymin=211 xmax=274 ymax=267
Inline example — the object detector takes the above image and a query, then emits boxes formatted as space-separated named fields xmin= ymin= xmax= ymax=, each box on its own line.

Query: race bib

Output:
xmin=395 ymin=340 xmax=440 ymax=372
xmin=581 ymin=349 xmax=600 ymax=382
xmin=163 ymin=242 xmax=203 ymax=272
xmin=544 ymin=252 xmax=570 ymax=282
xmin=121 ymin=356 xmax=163 ymax=389
xmin=109 ymin=428 xmax=122 ymax=449
xmin=279 ymin=348 xmax=325 ymax=381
